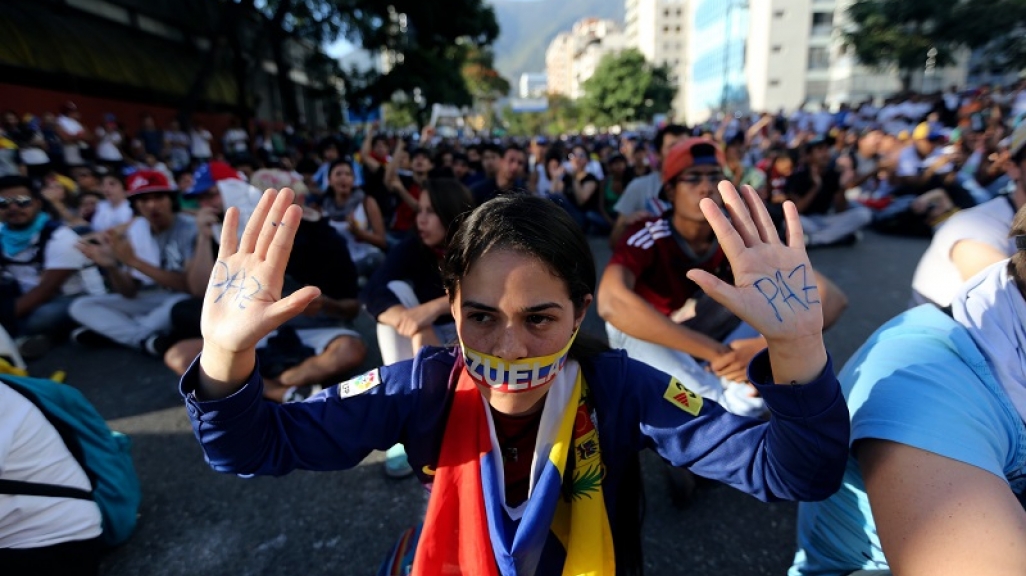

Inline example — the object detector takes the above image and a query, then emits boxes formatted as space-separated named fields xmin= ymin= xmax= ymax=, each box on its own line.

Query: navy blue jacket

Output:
xmin=182 ymin=347 xmax=849 ymax=512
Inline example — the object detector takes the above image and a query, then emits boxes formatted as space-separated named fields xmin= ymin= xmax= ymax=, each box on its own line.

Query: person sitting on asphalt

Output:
xmin=0 ymin=379 xmax=104 ymax=575
xmin=70 ymin=170 xmax=196 ymax=356
xmin=362 ymin=178 xmax=474 ymax=478
xmin=790 ymin=204 xmax=1026 ymax=576
xmin=910 ymin=121 xmax=1026 ymax=308
xmin=0 ymin=175 xmax=105 ymax=359
xmin=320 ymin=158 xmax=387 ymax=279
xmin=164 ymin=175 xmax=366 ymax=403
xmin=785 ymin=136 xmax=873 ymax=247
xmin=598 ymin=138 xmax=849 ymax=418
xmin=609 ymin=124 xmax=690 ymax=247
xmin=469 ymin=143 xmax=527 ymax=205
xmin=180 ymin=186 xmax=849 ymax=575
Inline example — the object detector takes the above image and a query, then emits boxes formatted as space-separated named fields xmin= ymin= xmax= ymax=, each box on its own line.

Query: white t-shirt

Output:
xmin=94 ymin=127 xmax=123 ymax=162
xmin=911 ymin=196 xmax=1016 ymax=307
xmin=91 ymin=200 xmax=134 ymax=232
xmin=57 ymin=116 xmax=85 ymax=166
xmin=0 ymin=382 xmax=103 ymax=548
xmin=190 ymin=129 xmax=213 ymax=158
xmin=223 ymin=128 xmax=249 ymax=154
xmin=2 ymin=225 xmax=104 ymax=296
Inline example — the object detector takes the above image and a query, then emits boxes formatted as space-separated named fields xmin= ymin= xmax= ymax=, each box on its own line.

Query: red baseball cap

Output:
xmin=125 ymin=170 xmax=175 ymax=197
xmin=661 ymin=137 xmax=725 ymax=184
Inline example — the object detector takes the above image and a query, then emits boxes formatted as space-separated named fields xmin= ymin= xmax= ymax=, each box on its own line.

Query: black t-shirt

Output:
xmin=362 ymin=235 xmax=451 ymax=325
xmin=288 ymin=218 xmax=358 ymax=300
xmin=470 ymin=177 xmax=524 ymax=205
xmin=361 ymin=161 xmax=394 ymax=225
xmin=785 ymin=167 xmax=841 ymax=216
xmin=569 ymin=173 xmax=600 ymax=211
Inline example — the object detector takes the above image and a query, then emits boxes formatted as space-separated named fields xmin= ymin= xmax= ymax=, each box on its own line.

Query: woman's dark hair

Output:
xmin=326 ymin=158 xmax=355 ymax=192
xmin=442 ymin=193 xmax=608 ymax=358
xmin=423 ymin=178 xmax=475 ymax=244
xmin=443 ymin=194 xmax=594 ymax=310
xmin=543 ymin=149 xmax=565 ymax=179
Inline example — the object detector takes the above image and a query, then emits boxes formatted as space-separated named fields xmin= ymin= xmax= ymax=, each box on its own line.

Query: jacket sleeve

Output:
xmin=180 ymin=356 xmax=421 ymax=477
xmin=630 ymin=349 xmax=850 ymax=502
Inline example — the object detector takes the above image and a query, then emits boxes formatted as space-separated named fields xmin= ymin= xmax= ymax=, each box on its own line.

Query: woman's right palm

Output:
xmin=201 ymin=189 xmax=320 ymax=354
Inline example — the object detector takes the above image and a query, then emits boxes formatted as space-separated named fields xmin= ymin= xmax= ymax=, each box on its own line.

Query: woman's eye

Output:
xmin=526 ymin=314 xmax=552 ymax=326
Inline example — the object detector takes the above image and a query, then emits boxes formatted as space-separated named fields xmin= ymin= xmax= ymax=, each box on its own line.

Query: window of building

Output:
xmin=812 ymin=12 xmax=833 ymax=26
xmin=774 ymin=9 xmax=785 ymax=18
xmin=675 ymin=25 xmax=681 ymax=32
xmin=664 ymin=8 xmax=670 ymax=16
xmin=663 ymin=25 xmax=670 ymax=32
xmin=811 ymin=12 xmax=833 ymax=36
xmin=808 ymin=46 xmax=830 ymax=70
xmin=769 ymin=79 xmax=780 ymax=87
xmin=772 ymin=45 xmax=782 ymax=53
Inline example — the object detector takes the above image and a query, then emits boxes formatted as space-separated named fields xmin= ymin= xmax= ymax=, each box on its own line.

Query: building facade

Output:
xmin=625 ymin=0 xmax=688 ymax=122
xmin=545 ymin=32 xmax=576 ymax=97
xmin=546 ymin=19 xmax=626 ymax=100
xmin=683 ymin=0 xmax=837 ymax=122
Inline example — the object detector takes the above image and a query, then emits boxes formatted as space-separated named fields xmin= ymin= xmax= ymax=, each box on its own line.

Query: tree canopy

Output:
xmin=842 ymin=0 xmax=1019 ymax=90
xmin=580 ymin=49 xmax=676 ymax=128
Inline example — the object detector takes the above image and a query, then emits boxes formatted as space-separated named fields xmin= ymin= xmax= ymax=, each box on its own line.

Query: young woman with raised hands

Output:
xmin=182 ymin=184 xmax=849 ymax=576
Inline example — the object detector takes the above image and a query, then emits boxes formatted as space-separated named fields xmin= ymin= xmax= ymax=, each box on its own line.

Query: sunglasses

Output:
xmin=675 ymin=172 xmax=724 ymax=185
xmin=0 ymin=196 xmax=33 ymax=209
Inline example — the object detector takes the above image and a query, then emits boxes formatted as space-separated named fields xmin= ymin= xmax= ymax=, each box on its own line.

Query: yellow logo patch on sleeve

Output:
xmin=663 ymin=377 xmax=703 ymax=416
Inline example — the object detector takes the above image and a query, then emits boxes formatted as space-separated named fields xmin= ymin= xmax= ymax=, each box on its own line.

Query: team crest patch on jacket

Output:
xmin=337 ymin=369 xmax=381 ymax=399
xmin=663 ymin=377 xmax=703 ymax=416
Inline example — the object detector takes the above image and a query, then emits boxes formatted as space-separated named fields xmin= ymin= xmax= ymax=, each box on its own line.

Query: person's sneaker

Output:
xmin=70 ymin=327 xmax=113 ymax=348
xmin=15 ymin=335 xmax=50 ymax=360
xmin=142 ymin=334 xmax=173 ymax=357
xmin=384 ymin=443 xmax=414 ymax=479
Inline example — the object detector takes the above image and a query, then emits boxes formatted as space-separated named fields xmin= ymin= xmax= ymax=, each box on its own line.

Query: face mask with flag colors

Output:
xmin=458 ymin=330 xmax=577 ymax=393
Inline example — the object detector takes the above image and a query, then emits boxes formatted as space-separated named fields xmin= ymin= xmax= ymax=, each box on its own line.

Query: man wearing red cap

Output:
xmin=70 ymin=170 xmax=196 ymax=355
xmin=598 ymin=138 xmax=847 ymax=418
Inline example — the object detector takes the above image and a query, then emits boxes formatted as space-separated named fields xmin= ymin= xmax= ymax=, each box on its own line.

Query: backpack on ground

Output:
xmin=0 ymin=374 xmax=141 ymax=547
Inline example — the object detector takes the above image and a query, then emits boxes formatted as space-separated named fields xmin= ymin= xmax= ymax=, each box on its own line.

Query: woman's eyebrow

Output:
xmin=522 ymin=303 xmax=563 ymax=313
xmin=460 ymin=301 xmax=563 ymax=313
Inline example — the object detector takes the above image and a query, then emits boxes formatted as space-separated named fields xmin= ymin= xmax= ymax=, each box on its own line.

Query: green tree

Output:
xmin=842 ymin=0 xmax=1012 ymax=92
xmin=343 ymin=0 xmax=500 ymax=126
xmin=463 ymin=46 xmax=511 ymax=130
xmin=580 ymin=49 xmax=677 ymax=128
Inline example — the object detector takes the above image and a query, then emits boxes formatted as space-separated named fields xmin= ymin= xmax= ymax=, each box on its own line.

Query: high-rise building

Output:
xmin=546 ymin=32 xmax=575 ymax=97
xmin=682 ymin=0 xmax=839 ymax=122
xmin=625 ymin=0 xmax=688 ymax=121
xmin=570 ymin=18 xmax=626 ymax=99
xmin=546 ymin=19 xmax=625 ymax=100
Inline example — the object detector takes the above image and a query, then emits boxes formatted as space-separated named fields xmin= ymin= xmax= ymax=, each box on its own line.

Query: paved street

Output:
xmin=26 ymin=230 xmax=930 ymax=576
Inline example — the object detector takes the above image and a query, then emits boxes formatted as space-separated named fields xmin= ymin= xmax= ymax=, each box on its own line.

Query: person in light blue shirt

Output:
xmin=791 ymin=207 xmax=1026 ymax=576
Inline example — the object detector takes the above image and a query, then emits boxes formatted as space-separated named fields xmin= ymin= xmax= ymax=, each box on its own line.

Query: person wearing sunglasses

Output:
xmin=0 ymin=175 xmax=104 ymax=358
